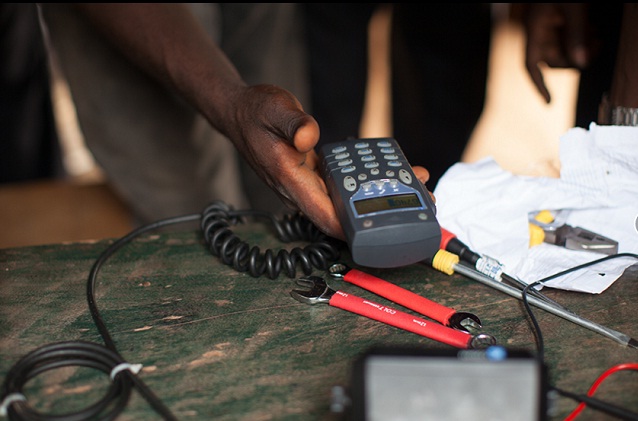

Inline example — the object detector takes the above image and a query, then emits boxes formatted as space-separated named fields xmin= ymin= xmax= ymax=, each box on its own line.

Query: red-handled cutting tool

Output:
xmin=290 ymin=275 xmax=496 ymax=349
xmin=327 ymin=262 xmax=483 ymax=333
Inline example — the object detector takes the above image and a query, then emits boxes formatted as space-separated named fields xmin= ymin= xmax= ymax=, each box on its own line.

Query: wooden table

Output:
xmin=1 ymin=220 xmax=636 ymax=420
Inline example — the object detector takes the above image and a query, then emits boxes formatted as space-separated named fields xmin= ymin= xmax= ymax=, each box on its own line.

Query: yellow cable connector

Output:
xmin=431 ymin=249 xmax=459 ymax=275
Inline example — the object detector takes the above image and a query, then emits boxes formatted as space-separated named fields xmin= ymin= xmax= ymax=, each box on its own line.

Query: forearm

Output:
xmin=609 ymin=3 xmax=638 ymax=108
xmin=65 ymin=4 xmax=340 ymax=238
xmin=73 ymin=3 xmax=246 ymax=136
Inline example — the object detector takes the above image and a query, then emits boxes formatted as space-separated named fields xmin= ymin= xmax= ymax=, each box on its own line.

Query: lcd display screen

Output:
xmin=353 ymin=193 xmax=422 ymax=216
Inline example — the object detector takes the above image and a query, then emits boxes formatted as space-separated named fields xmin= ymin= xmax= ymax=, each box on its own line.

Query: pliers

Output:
xmin=290 ymin=263 xmax=496 ymax=349
xmin=529 ymin=210 xmax=618 ymax=255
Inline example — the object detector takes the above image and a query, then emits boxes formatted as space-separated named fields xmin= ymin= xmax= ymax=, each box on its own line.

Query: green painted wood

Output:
xmin=1 ymin=223 xmax=637 ymax=420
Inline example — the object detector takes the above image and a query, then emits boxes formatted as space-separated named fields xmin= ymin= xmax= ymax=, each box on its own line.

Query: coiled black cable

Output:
xmin=201 ymin=200 xmax=341 ymax=279
xmin=2 ymin=341 xmax=133 ymax=421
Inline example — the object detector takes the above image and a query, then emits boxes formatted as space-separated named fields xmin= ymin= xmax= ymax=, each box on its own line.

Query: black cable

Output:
xmin=519 ymin=253 xmax=638 ymax=420
xmin=521 ymin=252 xmax=638 ymax=359
xmin=522 ymin=281 xmax=547 ymax=362
xmin=87 ymin=213 xmax=201 ymax=352
xmin=200 ymin=200 xmax=341 ymax=279
xmin=2 ymin=202 xmax=343 ymax=420
xmin=501 ymin=272 xmax=566 ymax=309
xmin=553 ymin=387 xmax=638 ymax=421
xmin=85 ymin=213 xmax=201 ymax=420
xmin=2 ymin=213 xmax=199 ymax=421
xmin=2 ymin=341 xmax=133 ymax=421
xmin=529 ymin=252 xmax=638 ymax=287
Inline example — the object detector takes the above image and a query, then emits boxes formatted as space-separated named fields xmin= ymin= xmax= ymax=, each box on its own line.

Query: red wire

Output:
xmin=563 ymin=362 xmax=638 ymax=421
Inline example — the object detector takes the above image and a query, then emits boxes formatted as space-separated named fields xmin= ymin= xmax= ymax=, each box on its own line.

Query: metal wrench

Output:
xmin=328 ymin=262 xmax=483 ymax=333
xmin=290 ymin=275 xmax=496 ymax=349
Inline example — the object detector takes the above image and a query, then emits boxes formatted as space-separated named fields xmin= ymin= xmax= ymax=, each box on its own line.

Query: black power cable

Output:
xmin=520 ymin=252 xmax=638 ymax=421
xmin=553 ymin=387 xmax=638 ymax=421
xmin=521 ymin=252 xmax=638 ymax=361
xmin=1 ymin=202 xmax=343 ymax=420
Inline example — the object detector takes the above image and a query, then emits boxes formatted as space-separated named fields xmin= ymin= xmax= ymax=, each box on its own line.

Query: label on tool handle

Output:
xmin=343 ymin=269 xmax=457 ymax=326
xmin=329 ymin=290 xmax=472 ymax=349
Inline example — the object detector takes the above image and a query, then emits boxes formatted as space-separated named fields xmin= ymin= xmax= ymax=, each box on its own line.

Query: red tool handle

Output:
xmin=343 ymin=269 xmax=457 ymax=326
xmin=440 ymin=227 xmax=457 ymax=250
xmin=329 ymin=290 xmax=472 ymax=349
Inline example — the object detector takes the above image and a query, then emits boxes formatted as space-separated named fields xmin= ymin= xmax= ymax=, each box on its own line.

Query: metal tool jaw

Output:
xmin=327 ymin=262 xmax=350 ymax=279
xmin=290 ymin=276 xmax=335 ymax=305
xmin=470 ymin=333 xmax=498 ymax=349
xmin=448 ymin=312 xmax=483 ymax=334
xmin=556 ymin=226 xmax=618 ymax=254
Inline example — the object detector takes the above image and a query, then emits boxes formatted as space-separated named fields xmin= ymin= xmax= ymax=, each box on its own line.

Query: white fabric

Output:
xmin=434 ymin=123 xmax=638 ymax=293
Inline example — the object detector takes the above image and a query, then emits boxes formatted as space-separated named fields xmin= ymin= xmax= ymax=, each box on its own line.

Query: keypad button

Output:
xmin=343 ymin=176 xmax=357 ymax=191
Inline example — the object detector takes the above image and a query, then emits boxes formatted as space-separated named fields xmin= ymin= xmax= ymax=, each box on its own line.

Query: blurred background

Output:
xmin=0 ymin=4 xmax=578 ymax=249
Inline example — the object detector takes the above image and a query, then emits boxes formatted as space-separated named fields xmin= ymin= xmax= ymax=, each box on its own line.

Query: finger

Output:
xmin=303 ymin=149 xmax=319 ymax=171
xmin=429 ymin=191 xmax=436 ymax=204
xmin=302 ymin=197 xmax=345 ymax=241
xmin=292 ymin=115 xmax=320 ymax=153
xmin=412 ymin=166 xmax=437 ymax=204
xmin=284 ymin=169 xmax=345 ymax=240
xmin=412 ymin=166 xmax=430 ymax=185
xmin=254 ymin=84 xmax=318 ymax=152
xmin=525 ymin=31 xmax=552 ymax=102
xmin=526 ymin=60 xmax=551 ymax=104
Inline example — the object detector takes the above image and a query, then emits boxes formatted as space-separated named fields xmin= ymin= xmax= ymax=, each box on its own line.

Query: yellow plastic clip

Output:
xmin=528 ymin=210 xmax=554 ymax=247
xmin=432 ymin=249 xmax=460 ymax=275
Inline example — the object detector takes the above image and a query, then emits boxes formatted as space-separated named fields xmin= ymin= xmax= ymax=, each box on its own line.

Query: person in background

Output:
xmin=37 ymin=3 xmax=353 ymax=240
xmin=304 ymin=3 xmax=636 ymax=196
xmin=38 ymin=4 xmax=434 ymax=240
xmin=1 ymin=4 xmax=63 ymax=183
xmin=522 ymin=3 xmax=628 ymax=127
xmin=302 ymin=4 xmax=492 ymax=191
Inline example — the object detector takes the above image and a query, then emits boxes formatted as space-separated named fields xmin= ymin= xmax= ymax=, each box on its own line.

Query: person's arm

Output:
xmin=71 ymin=4 xmax=348 ymax=238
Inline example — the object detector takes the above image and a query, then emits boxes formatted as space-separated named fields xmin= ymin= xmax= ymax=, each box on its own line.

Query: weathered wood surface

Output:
xmin=1 ymin=223 xmax=636 ymax=420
